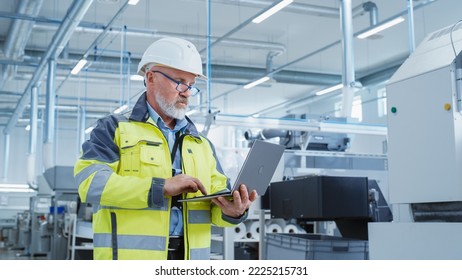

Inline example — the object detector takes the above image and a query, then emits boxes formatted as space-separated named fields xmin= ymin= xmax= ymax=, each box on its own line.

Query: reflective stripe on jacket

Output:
xmin=74 ymin=92 xmax=239 ymax=260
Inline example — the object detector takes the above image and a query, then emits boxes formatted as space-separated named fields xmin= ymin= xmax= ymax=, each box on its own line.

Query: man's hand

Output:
xmin=164 ymin=174 xmax=207 ymax=197
xmin=211 ymin=184 xmax=258 ymax=218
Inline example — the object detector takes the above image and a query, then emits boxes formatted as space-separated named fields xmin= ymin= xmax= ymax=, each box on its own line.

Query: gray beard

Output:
xmin=155 ymin=93 xmax=187 ymax=120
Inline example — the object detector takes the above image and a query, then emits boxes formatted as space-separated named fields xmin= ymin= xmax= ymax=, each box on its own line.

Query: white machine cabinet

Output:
xmin=369 ymin=22 xmax=462 ymax=259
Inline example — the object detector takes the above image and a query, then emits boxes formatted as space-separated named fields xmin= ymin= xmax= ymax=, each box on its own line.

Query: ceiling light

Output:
xmin=113 ymin=104 xmax=128 ymax=114
xmin=127 ymin=0 xmax=140 ymax=5
xmin=71 ymin=59 xmax=88 ymax=75
xmin=252 ymin=0 xmax=293 ymax=24
xmin=130 ymin=74 xmax=144 ymax=81
xmin=0 ymin=183 xmax=29 ymax=189
xmin=357 ymin=16 xmax=405 ymax=39
xmin=0 ymin=188 xmax=35 ymax=193
xmin=244 ymin=76 xmax=270 ymax=89
xmin=315 ymin=83 xmax=344 ymax=96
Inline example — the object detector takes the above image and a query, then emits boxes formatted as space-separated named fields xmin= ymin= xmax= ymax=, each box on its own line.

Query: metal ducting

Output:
xmin=0 ymin=0 xmax=44 ymax=89
xmin=363 ymin=1 xmax=378 ymax=25
xmin=210 ymin=64 xmax=340 ymax=86
xmin=1 ymin=48 xmax=342 ymax=87
xmin=3 ymin=0 xmax=94 ymax=134
xmin=32 ymin=22 xmax=287 ymax=55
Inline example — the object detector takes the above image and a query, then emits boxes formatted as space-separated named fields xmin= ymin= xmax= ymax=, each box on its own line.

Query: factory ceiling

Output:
xmin=0 ymin=0 xmax=459 ymax=130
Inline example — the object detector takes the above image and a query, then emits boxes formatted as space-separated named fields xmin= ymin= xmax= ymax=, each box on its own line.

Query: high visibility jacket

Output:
xmin=74 ymin=92 xmax=242 ymax=260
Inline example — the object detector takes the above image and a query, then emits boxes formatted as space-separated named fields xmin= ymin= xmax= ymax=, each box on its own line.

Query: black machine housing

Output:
xmin=265 ymin=175 xmax=392 ymax=240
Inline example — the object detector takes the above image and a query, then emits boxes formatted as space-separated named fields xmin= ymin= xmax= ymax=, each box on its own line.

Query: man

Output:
xmin=74 ymin=37 xmax=257 ymax=260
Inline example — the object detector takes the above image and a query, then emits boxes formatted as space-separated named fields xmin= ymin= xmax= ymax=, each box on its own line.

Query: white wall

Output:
xmin=0 ymin=126 xmax=33 ymax=184
xmin=0 ymin=118 xmax=81 ymax=184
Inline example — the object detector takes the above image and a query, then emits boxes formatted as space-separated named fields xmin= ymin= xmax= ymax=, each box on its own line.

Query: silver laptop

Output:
xmin=178 ymin=140 xmax=285 ymax=202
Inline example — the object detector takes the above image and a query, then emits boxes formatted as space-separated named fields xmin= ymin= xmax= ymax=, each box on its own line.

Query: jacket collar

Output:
xmin=129 ymin=91 xmax=201 ymax=138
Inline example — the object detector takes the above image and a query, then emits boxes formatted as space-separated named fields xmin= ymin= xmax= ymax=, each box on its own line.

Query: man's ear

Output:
xmin=145 ymin=72 xmax=155 ymax=87
xmin=144 ymin=73 xmax=149 ymax=87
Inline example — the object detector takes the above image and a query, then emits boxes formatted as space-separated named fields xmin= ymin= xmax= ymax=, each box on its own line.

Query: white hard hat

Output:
xmin=137 ymin=37 xmax=207 ymax=80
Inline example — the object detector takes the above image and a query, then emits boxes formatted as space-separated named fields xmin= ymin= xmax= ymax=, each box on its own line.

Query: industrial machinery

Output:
xmin=268 ymin=176 xmax=392 ymax=241
xmin=0 ymin=184 xmax=36 ymax=250
xmin=36 ymin=165 xmax=84 ymax=259
xmin=369 ymin=22 xmax=462 ymax=259
xmin=28 ymin=195 xmax=52 ymax=257
xmin=244 ymin=114 xmax=350 ymax=151
xmin=220 ymin=133 xmax=389 ymax=259
xmin=15 ymin=211 xmax=31 ymax=250
xmin=262 ymin=175 xmax=391 ymax=260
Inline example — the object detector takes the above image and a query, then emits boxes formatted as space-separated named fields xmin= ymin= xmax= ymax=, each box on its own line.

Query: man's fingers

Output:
xmin=184 ymin=176 xmax=205 ymax=194
xmin=249 ymin=190 xmax=258 ymax=202
xmin=212 ymin=197 xmax=227 ymax=207
xmin=194 ymin=179 xmax=207 ymax=195
xmin=233 ymin=189 xmax=242 ymax=205
xmin=239 ymin=184 xmax=249 ymax=202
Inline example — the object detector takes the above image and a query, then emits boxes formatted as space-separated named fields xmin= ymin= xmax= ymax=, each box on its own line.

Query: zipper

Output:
xmin=110 ymin=212 xmax=118 ymax=260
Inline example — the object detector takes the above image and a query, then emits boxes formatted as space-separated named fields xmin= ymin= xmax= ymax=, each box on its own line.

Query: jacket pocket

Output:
xmin=119 ymin=136 xmax=142 ymax=175
xmin=139 ymin=143 xmax=165 ymax=176
xmin=120 ymin=139 xmax=164 ymax=176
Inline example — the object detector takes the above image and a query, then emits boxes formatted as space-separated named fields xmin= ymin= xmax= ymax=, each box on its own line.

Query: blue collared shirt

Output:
xmin=146 ymin=101 xmax=187 ymax=236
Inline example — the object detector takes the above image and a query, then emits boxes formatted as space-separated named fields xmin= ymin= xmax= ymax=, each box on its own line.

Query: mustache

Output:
xmin=176 ymin=97 xmax=188 ymax=105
